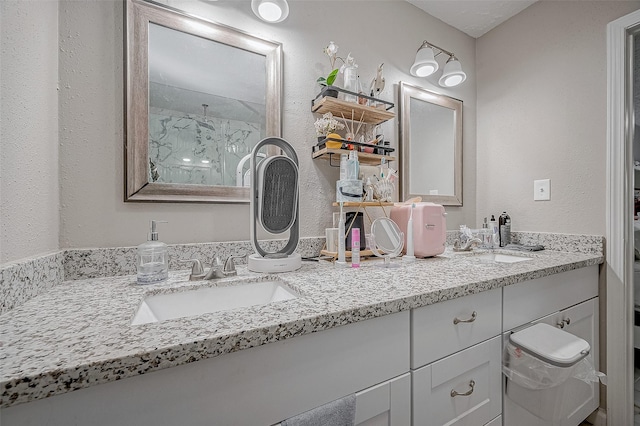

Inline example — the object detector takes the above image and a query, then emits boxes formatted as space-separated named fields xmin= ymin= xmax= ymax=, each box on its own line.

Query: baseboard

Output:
xmin=586 ymin=407 xmax=607 ymax=426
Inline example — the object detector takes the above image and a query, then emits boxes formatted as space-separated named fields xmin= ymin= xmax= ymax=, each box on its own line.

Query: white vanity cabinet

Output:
xmin=502 ymin=265 xmax=599 ymax=426
xmin=524 ymin=297 xmax=600 ymax=426
xmin=273 ymin=373 xmax=411 ymax=426
xmin=412 ymin=336 xmax=503 ymax=426
xmin=1 ymin=264 xmax=601 ymax=426
xmin=411 ymin=288 xmax=503 ymax=426
xmin=354 ymin=373 xmax=411 ymax=426
xmin=2 ymin=312 xmax=411 ymax=426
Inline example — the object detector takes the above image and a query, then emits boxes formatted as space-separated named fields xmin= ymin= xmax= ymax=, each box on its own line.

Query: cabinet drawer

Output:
xmin=503 ymin=265 xmax=598 ymax=331
xmin=412 ymin=336 xmax=502 ymax=426
xmin=411 ymin=287 xmax=501 ymax=368
xmin=355 ymin=373 xmax=410 ymax=426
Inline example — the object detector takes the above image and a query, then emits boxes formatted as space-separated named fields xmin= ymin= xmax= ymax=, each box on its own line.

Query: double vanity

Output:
xmin=0 ymin=238 xmax=603 ymax=425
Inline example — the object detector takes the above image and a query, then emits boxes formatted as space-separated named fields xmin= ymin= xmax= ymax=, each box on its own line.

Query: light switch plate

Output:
xmin=534 ymin=179 xmax=550 ymax=201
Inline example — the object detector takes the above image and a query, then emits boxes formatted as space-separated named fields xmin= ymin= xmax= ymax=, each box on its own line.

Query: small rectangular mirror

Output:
xmin=398 ymin=82 xmax=463 ymax=206
xmin=125 ymin=0 xmax=282 ymax=203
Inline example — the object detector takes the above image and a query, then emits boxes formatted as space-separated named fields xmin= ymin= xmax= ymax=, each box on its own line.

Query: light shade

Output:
xmin=410 ymin=46 xmax=439 ymax=77
xmin=251 ymin=0 xmax=289 ymax=23
xmin=438 ymin=57 xmax=467 ymax=87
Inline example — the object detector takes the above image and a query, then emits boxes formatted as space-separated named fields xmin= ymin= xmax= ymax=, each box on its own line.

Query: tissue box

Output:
xmin=336 ymin=179 xmax=363 ymax=203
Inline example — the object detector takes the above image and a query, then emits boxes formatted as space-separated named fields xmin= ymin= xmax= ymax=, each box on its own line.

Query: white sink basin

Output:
xmin=475 ymin=253 xmax=532 ymax=264
xmin=131 ymin=280 xmax=299 ymax=325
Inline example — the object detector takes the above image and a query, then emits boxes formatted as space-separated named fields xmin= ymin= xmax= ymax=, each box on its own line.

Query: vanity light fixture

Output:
xmin=410 ymin=41 xmax=466 ymax=87
xmin=251 ymin=0 xmax=289 ymax=23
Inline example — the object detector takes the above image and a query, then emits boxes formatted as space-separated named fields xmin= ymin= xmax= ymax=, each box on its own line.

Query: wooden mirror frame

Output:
xmin=125 ymin=0 xmax=282 ymax=203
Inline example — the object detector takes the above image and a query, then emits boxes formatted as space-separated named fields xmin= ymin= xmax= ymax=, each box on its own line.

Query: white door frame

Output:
xmin=607 ymin=9 xmax=640 ymax=426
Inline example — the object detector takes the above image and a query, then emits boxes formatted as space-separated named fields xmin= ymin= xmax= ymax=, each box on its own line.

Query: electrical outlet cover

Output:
xmin=534 ymin=179 xmax=550 ymax=201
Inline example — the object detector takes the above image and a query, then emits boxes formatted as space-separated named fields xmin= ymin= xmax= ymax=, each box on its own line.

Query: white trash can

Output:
xmin=503 ymin=323 xmax=591 ymax=423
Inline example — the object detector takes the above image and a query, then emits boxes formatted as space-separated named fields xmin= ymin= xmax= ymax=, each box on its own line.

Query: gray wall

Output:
xmin=55 ymin=0 xmax=477 ymax=252
xmin=0 ymin=1 xmax=60 ymax=263
xmin=476 ymin=1 xmax=640 ymax=235
xmin=8 ymin=0 xmax=629 ymax=260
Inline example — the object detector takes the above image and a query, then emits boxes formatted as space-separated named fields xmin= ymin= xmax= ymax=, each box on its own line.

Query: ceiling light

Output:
xmin=201 ymin=160 xmax=210 ymax=164
xmin=410 ymin=40 xmax=466 ymax=87
xmin=439 ymin=56 xmax=467 ymax=87
xmin=410 ymin=45 xmax=439 ymax=77
xmin=182 ymin=158 xmax=192 ymax=162
xmin=251 ymin=0 xmax=289 ymax=23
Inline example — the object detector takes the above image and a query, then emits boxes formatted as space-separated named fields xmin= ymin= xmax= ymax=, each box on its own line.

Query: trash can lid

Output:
xmin=509 ymin=323 xmax=591 ymax=367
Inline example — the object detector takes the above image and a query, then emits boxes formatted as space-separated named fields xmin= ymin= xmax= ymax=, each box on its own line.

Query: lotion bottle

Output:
xmin=340 ymin=154 xmax=348 ymax=180
xmin=489 ymin=215 xmax=498 ymax=247
xmin=499 ymin=212 xmax=511 ymax=247
xmin=137 ymin=220 xmax=169 ymax=285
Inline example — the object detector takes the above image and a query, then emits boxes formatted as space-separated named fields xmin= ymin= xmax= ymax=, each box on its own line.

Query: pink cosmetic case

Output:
xmin=389 ymin=202 xmax=447 ymax=257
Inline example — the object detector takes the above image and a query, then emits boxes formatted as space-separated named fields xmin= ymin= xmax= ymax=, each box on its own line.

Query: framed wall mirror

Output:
xmin=398 ymin=82 xmax=463 ymax=206
xmin=125 ymin=0 xmax=282 ymax=203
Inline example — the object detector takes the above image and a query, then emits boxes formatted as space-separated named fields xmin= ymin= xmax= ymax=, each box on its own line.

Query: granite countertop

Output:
xmin=0 ymin=247 xmax=603 ymax=409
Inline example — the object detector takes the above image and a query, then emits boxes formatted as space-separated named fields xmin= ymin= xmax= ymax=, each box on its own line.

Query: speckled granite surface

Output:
xmin=63 ymin=237 xmax=326 ymax=280
xmin=0 ymin=252 xmax=64 ymax=315
xmin=0 ymin=246 xmax=602 ymax=409
xmin=0 ymin=238 xmax=325 ymax=315
xmin=444 ymin=230 xmax=604 ymax=255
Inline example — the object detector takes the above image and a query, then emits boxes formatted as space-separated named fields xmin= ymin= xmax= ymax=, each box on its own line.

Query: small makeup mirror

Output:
xmin=370 ymin=218 xmax=404 ymax=267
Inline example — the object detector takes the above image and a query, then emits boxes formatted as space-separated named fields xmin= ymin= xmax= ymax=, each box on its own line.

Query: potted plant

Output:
xmin=317 ymin=41 xmax=343 ymax=98
xmin=317 ymin=69 xmax=340 ymax=98
xmin=314 ymin=112 xmax=345 ymax=143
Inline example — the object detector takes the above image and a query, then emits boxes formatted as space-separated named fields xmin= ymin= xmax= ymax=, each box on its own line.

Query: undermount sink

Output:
xmin=131 ymin=279 xmax=299 ymax=325
xmin=475 ymin=253 xmax=532 ymax=264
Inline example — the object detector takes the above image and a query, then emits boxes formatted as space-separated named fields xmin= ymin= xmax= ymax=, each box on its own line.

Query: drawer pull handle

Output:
xmin=453 ymin=311 xmax=477 ymax=325
xmin=451 ymin=380 xmax=475 ymax=397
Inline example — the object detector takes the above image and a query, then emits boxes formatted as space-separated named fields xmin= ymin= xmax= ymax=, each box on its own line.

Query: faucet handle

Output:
xmin=203 ymin=257 xmax=225 ymax=280
xmin=223 ymin=254 xmax=247 ymax=277
xmin=179 ymin=259 xmax=205 ymax=281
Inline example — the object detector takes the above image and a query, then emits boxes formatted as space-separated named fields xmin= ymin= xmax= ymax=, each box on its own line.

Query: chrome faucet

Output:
xmin=453 ymin=237 xmax=483 ymax=252
xmin=182 ymin=255 xmax=247 ymax=281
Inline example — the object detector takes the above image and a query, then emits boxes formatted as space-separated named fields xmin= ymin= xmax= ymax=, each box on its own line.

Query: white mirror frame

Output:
xmin=398 ymin=82 xmax=463 ymax=206
xmin=125 ymin=0 xmax=282 ymax=203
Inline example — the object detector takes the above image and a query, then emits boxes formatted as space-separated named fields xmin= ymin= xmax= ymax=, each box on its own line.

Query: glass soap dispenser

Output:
xmin=137 ymin=220 xmax=169 ymax=285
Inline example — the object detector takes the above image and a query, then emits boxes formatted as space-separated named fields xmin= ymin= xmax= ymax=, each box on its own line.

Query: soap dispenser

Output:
xmin=137 ymin=220 xmax=169 ymax=285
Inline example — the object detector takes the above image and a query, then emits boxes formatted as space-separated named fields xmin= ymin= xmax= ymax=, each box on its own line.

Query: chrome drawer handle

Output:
xmin=453 ymin=311 xmax=477 ymax=325
xmin=451 ymin=380 xmax=475 ymax=397
xmin=556 ymin=318 xmax=571 ymax=329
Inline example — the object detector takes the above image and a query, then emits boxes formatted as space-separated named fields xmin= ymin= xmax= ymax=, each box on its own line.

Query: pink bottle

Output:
xmin=351 ymin=228 xmax=360 ymax=268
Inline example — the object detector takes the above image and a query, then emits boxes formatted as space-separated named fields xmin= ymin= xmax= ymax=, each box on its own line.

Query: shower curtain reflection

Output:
xmin=148 ymin=93 xmax=265 ymax=187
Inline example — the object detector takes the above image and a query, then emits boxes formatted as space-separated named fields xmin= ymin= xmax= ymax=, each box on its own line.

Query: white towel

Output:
xmin=281 ymin=394 xmax=356 ymax=426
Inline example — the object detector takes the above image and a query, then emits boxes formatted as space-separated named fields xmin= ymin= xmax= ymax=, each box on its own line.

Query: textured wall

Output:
xmin=476 ymin=1 xmax=640 ymax=235
xmin=0 ymin=1 xmax=59 ymax=263
xmin=58 ymin=0 xmax=477 ymax=249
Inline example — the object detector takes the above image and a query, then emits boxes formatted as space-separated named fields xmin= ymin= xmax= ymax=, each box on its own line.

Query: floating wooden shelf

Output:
xmin=311 ymin=96 xmax=395 ymax=125
xmin=312 ymin=147 xmax=396 ymax=166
